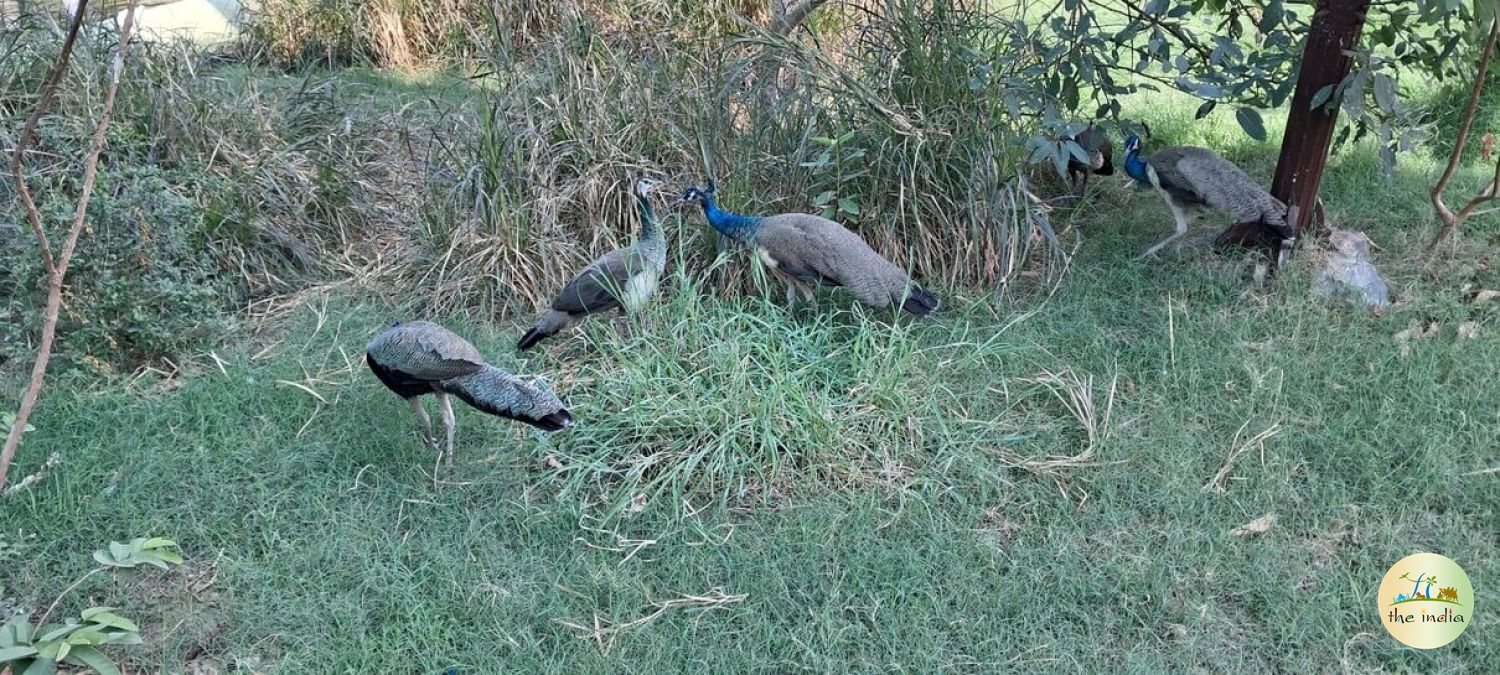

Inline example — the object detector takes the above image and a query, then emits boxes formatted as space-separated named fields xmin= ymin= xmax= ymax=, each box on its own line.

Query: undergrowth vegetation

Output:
xmin=1 ymin=1 xmax=1497 ymax=671
xmin=4 ymin=0 xmax=1070 ymax=370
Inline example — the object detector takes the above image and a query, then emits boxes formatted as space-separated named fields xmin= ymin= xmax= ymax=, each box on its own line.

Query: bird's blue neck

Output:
xmin=1123 ymin=140 xmax=1151 ymax=185
xmin=700 ymin=195 xmax=761 ymax=238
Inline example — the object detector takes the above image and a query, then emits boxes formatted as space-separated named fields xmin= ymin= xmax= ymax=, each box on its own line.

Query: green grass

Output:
xmin=4 ymin=27 xmax=1500 ymax=675
xmin=4 ymin=126 xmax=1497 ymax=671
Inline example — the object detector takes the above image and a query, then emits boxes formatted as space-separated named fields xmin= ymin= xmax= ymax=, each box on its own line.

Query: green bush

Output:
xmin=0 ymin=166 xmax=235 ymax=369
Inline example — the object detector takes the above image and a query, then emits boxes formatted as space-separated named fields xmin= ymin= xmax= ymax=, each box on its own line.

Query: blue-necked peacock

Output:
xmin=678 ymin=180 xmax=939 ymax=317
xmin=1121 ymin=133 xmax=1294 ymax=259
xmin=518 ymin=177 xmax=668 ymax=350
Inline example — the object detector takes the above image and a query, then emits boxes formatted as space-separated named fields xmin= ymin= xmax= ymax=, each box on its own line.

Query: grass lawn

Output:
xmin=2 ymin=76 xmax=1497 ymax=672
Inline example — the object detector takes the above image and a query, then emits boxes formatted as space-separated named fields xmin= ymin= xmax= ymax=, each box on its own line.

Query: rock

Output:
xmin=1311 ymin=229 xmax=1390 ymax=309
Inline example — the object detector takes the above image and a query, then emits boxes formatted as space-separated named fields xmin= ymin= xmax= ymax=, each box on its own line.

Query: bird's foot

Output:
xmin=1275 ymin=238 xmax=1295 ymax=268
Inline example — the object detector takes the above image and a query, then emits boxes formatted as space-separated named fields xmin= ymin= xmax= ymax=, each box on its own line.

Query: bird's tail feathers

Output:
xmin=901 ymin=285 xmax=940 ymax=317
xmin=447 ymin=366 xmax=574 ymax=432
xmin=517 ymin=310 xmax=571 ymax=351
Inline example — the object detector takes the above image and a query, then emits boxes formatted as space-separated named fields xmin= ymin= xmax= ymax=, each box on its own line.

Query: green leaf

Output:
xmin=1050 ymin=145 xmax=1070 ymax=181
xmin=812 ymin=190 xmax=836 ymax=205
xmin=1236 ymin=107 xmax=1267 ymax=141
xmin=1259 ymin=0 xmax=1284 ymax=32
xmin=1064 ymin=140 xmax=1092 ymax=164
xmin=37 ymin=624 xmax=78 ymax=644
xmin=22 ymin=655 xmax=58 ymax=675
xmin=1373 ymin=73 xmax=1397 ymax=113
xmin=98 ymin=631 xmax=143 ymax=646
xmin=0 ymin=646 xmax=40 ymax=661
xmin=107 ymin=542 xmax=131 ymax=562
xmin=79 ymin=609 xmax=137 ymax=633
xmin=140 ymin=538 xmax=177 ymax=550
xmin=53 ymin=642 xmax=70 ymax=664
xmin=62 ymin=645 xmax=120 ymax=675
xmin=1144 ymin=0 xmax=1168 ymax=16
xmin=1195 ymin=100 xmax=1217 ymax=119
xmin=2 ymin=616 xmax=33 ymax=645
xmin=837 ymin=197 xmax=859 ymax=215
xmin=1309 ymin=84 xmax=1336 ymax=111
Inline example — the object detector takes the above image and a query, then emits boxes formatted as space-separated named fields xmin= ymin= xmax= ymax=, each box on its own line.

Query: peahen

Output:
xmin=1122 ymin=132 xmax=1295 ymax=259
xmin=517 ymin=177 xmax=668 ymax=350
xmin=367 ymin=321 xmax=573 ymax=468
xmin=1067 ymin=123 xmax=1114 ymax=196
xmin=678 ymin=180 xmax=940 ymax=317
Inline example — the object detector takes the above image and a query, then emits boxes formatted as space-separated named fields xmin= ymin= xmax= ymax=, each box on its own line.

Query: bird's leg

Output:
xmin=408 ymin=397 xmax=436 ymax=448
xmin=1138 ymin=200 xmax=1191 ymax=259
xmin=436 ymin=391 xmax=458 ymax=467
xmin=613 ymin=312 xmax=634 ymax=342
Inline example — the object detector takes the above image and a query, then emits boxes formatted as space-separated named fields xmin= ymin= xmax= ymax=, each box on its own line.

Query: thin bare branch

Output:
xmin=1 ymin=1 xmax=141 ymax=491
xmin=1429 ymin=17 xmax=1500 ymax=250
xmin=9 ymin=0 xmax=92 ymax=275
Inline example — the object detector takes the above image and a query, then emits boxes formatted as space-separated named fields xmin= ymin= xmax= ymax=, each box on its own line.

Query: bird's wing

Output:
xmin=751 ymin=215 xmax=853 ymax=287
xmin=1166 ymin=148 xmax=1280 ymax=218
xmin=1144 ymin=147 xmax=1209 ymax=205
xmin=551 ymin=248 xmax=641 ymax=315
xmin=372 ymin=323 xmax=487 ymax=382
xmin=755 ymin=214 xmax=917 ymax=308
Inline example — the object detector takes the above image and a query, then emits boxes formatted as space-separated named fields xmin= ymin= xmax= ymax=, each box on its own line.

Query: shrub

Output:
xmin=0 ymin=165 xmax=234 ymax=369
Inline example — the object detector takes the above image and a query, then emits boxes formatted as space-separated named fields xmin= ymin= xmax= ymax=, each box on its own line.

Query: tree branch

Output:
xmin=0 ymin=1 xmax=140 ymax=491
xmin=10 ymin=0 xmax=92 ymax=275
xmin=1428 ymin=16 xmax=1499 ymax=250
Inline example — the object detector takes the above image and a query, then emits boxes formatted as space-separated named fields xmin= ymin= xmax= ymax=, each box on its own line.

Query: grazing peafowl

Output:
xmin=1122 ymin=133 xmax=1295 ymax=260
xmin=367 ymin=321 xmax=573 ymax=469
xmin=1067 ymin=123 xmax=1114 ymax=196
xmin=517 ymin=177 xmax=668 ymax=350
xmin=678 ymin=180 xmax=940 ymax=317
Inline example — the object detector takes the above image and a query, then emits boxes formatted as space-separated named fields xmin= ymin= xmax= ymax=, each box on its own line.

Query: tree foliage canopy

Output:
xmin=994 ymin=0 xmax=1495 ymax=176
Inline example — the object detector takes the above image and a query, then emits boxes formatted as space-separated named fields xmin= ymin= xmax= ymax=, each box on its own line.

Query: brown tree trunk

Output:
xmin=1217 ymin=0 xmax=1372 ymax=258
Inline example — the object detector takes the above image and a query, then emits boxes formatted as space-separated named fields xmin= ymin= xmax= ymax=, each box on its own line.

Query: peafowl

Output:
xmin=1067 ymin=123 xmax=1114 ymax=196
xmin=367 ymin=321 xmax=573 ymax=468
xmin=678 ymin=180 xmax=940 ymax=317
xmin=1122 ymin=133 xmax=1295 ymax=259
xmin=518 ymin=177 xmax=668 ymax=350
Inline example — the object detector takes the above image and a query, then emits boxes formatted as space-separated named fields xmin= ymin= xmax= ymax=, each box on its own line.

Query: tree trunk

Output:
xmin=1217 ymin=0 xmax=1372 ymax=258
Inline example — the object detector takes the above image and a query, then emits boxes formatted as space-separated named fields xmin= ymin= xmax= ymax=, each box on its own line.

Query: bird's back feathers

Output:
xmin=1149 ymin=146 xmax=1287 ymax=227
xmin=752 ymin=213 xmax=925 ymax=310
xmin=368 ymin=321 xmax=572 ymax=428
xmin=366 ymin=321 xmax=486 ymax=385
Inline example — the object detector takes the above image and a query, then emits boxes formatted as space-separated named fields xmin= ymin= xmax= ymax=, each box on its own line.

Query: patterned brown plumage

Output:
xmin=679 ymin=181 xmax=939 ymax=317
xmin=517 ymin=177 xmax=668 ymax=350
xmin=1123 ymin=133 xmax=1294 ymax=259
xmin=1067 ymin=124 xmax=1114 ymax=196
xmin=367 ymin=321 xmax=572 ymax=468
